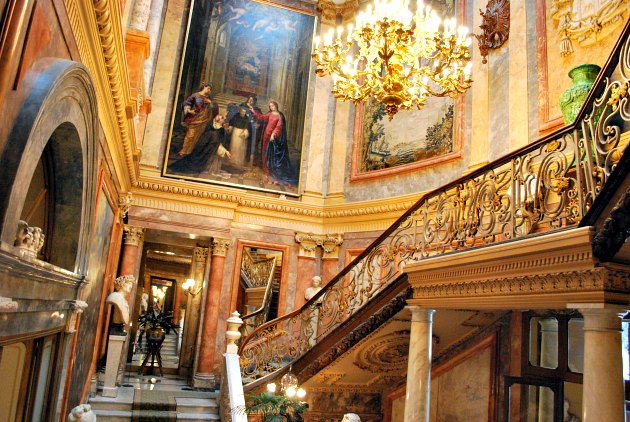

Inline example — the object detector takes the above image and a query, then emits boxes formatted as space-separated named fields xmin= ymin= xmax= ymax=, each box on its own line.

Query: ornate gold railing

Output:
xmin=242 ymin=251 xmax=277 ymax=288
xmin=241 ymin=256 xmax=277 ymax=338
xmin=238 ymin=19 xmax=630 ymax=387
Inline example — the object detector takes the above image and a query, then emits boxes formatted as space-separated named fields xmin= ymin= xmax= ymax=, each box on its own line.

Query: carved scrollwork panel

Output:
xmin=474 ymin=0 xmax=510 ymax=64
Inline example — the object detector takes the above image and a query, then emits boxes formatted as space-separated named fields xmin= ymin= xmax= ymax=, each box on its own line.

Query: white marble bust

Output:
xmin=67 ymin=404 xmax=96 ymax=422
xmin=342 ymin=413 xmax=360 ymax=422
xmin=304 ymin=275 xmax=323 ymax=302
xmin=140 ymin=292 xmax=149 ymax=313
xmin=106 ymin=275 xmax=134 ymax=327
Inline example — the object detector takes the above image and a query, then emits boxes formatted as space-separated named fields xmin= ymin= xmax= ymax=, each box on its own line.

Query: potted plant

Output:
xmin=236 ymin=391 xmax=308 ymax=422
xmin=137 ymin=308 xmax=179 ymax=347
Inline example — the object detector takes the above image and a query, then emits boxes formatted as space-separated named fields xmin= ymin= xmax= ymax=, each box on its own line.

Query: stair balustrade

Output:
xmin=241 ymin=256 xmax=278 ymax=338
xmin=237 ymin=19 xmax=630 ymax=390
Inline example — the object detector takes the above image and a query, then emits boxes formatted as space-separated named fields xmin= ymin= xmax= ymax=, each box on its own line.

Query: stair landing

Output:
xmin=89 ymin=375 xmax=220 ymax=421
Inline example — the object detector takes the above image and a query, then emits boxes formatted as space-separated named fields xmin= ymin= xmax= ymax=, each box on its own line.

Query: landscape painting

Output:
xmin=350 ymin=0 xmax=462 ymax=181
xmin=163 ymin=0 xmax=315 ymax=196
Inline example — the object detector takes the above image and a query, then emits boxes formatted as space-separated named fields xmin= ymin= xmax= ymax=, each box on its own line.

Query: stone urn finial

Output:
xmin=226 ymin=311 xmax=243 ymax=354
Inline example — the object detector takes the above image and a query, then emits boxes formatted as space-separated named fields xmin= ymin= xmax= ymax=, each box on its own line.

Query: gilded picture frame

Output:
xmin=162 ymin=0 xmax=316 ymax=197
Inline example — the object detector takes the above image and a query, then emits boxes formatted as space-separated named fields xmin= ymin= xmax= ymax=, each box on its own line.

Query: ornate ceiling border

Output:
xmin=64 ymin=0 xmax=138 ymax=189
xmin=132 ymin=170 xmax=418 ymax=233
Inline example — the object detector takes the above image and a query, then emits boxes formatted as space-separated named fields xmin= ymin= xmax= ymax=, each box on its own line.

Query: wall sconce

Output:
xmin=182 ymin=278 xmax=202 ymax=297
xmin=474 ymin=0 xmax=510 ymax=64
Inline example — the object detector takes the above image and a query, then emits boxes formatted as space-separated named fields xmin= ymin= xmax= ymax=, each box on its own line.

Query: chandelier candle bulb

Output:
xmin=312 ymin=0 xmax=472 ymax=118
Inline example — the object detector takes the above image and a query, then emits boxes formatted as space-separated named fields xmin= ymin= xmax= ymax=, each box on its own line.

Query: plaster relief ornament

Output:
xmin=551 ymin=0 xmax=627 ymax=56
xmin=14 ymin=220 xmax=45 ymax=259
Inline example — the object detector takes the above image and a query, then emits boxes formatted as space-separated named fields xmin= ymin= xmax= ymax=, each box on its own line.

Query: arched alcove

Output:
xmin=0 ymin=59 xmax=98 ymax=275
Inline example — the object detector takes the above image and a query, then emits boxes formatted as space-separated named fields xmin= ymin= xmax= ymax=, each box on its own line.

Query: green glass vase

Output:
xmin=559 ymin=64 xmax=601 ymax=125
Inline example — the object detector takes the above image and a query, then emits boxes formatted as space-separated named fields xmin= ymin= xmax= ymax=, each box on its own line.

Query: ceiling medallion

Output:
xmin=354 ymin=330 xmax=410 ymax=373
xmin=474 ymin=0 xmax=510 ymax=64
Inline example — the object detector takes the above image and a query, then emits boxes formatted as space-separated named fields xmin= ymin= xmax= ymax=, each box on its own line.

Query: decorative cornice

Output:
xmin=298 ymin=288 xmax=410 ymax=381
xmin=593 ymin=187 xmax=630 ymax=262
xmin=133 ymin=170 xmax=416 ymax=221
xmin=92 ymin=0 xmax=138 ymax=178
xmin=211 ymin=239 xmax=230 ymax=257
xmin=123 ymin=225 xmax=144 ymax=246
xmin=64 ymin=0 xmax=137 ymax=191
xmin=411 ymin=268 xmax=630 ymax=300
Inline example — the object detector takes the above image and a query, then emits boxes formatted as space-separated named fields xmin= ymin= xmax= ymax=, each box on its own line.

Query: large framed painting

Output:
xmin=350 ymin=0 xmax=464 ymax=182
xmin=163 ymin=0 xmax=316 ymax=196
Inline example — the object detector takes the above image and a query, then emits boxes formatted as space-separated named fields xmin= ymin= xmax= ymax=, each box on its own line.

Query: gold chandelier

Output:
xmin=312 ymin=0 xmax=473 ymax=119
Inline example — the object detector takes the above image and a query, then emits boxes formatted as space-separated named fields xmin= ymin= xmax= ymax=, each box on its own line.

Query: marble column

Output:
xmin=172 ymin=281 xmax=183 ymax=324
xmin=404 ymin=307 xmax=435 ymax=422
xmin=119 ymin=226 xmax=144 ymax=328
xmin=538 ymin=318 xmax=558 ymax=422
xmin=179 ymin=247 xmax=209 ymax=375
xmin=120 ymin=226 xmax=144 ymax=283
xmin=294 ymin=233 xmax=319 ymax=310
xmin=194 ymin=238 xmax=230 ymax=388
xmin=579 ymin=305 xmax=627 ymax=422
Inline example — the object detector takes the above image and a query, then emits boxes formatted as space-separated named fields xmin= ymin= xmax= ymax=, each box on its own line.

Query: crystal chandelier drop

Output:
xmin=312 ymin=0 xmax=473 ymax=119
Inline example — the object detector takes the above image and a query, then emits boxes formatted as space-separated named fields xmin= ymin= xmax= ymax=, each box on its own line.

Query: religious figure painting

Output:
xmin=163 ymin=0 xmax=315 ymax=196
xmin=350 ymin=0 xmax=463 ymax=181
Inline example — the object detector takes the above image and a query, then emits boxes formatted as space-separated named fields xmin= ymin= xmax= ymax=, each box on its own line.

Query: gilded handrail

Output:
xmin=238 ymin=19 xmax=630 ymax=386
xmin=241 ymin=257 xmax=277 ymax=338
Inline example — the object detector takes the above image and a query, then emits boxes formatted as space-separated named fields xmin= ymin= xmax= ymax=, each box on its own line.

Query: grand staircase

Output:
xmin=234 ymin=16 xmax=630 ymax=396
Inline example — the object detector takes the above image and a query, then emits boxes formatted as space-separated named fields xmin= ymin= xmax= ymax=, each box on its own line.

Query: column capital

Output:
xmin=295 ymin=232 xmax=319 ymax=258
xmin=407 ymin=306 xmax=435 ymax=323
xmin=572 ymin=303 xmax=628 ymax=331
xmin=118 ymin=192 xmax=133 ymax=218
xmin=193 ymin=247 xmax=209 ymax=263
xmin=322 ymin=233 xmax=344 ymax=259
xmin=123 ymin=225 xmax=144 ymax=246
xmin=211 ymin=238 xmax=230 ymax=257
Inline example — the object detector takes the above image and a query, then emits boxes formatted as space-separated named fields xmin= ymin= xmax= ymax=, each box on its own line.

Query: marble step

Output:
xmin=177 ymin=412 xmax=221 ymax=420
xmin=88 ymin=387 xmax=134 ymax=412
xmin=176 ymin=397 xmax=218 ymax=414
xmin=92 ymin=409 xmax=132 ymax=422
